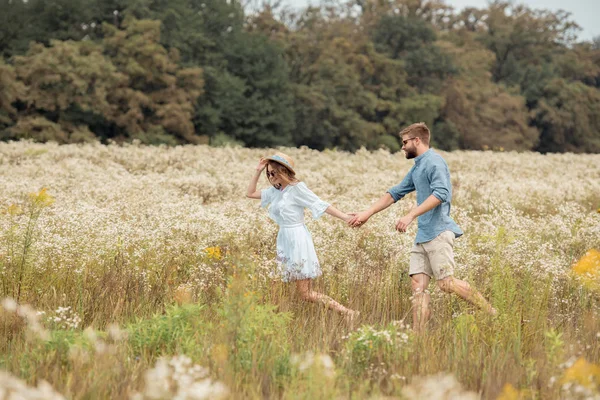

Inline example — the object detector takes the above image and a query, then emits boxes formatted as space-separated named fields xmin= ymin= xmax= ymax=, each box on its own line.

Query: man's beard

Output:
xmin=404 ymin=149 xmax=417 ymax=159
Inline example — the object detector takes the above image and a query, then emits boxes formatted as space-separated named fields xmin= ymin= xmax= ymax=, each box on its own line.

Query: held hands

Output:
xmin=347 ymin=211 xmax=370 ymax=227
xmin=340 ymin=213 xmax=353 ymax=223
xmin=347 ymin=210 xmax=415 ymax=232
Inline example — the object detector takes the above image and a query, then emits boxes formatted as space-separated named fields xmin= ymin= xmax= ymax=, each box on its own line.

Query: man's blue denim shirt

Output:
xmin=387 ymin=149 xmax=463 ymax=244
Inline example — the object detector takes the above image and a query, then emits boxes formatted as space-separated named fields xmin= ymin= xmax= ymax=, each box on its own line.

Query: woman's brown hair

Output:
xmin=266 ymin=161 xmax=298 ymax=187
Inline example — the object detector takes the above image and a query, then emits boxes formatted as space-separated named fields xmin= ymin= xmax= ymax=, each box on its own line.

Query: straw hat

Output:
xmin=265 ymin=152 xmax=295 ymax=174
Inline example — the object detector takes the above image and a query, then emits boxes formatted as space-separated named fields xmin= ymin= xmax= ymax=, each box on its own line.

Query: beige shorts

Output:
xmin=409 ymin=231 xmax=455 ymax=280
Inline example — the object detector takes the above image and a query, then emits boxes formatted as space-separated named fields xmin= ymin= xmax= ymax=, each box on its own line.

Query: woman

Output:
xmin=246 ymin=152 xmax=358 ymax=319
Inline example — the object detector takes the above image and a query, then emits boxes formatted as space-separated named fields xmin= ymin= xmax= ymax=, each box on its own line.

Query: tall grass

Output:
xmin=0 ymin=142 xmax=599 ymax=398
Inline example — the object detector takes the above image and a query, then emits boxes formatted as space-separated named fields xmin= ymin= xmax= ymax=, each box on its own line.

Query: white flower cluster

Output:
xmin=0 ymin=142 xmax=598 ymax=320
xmin=401 ymin=373 xmax=479 ymax=400
xmin=560 ymin=382 xmax=600 ymax=400
xmin=290 ymin=352 xmax=335 ymax=377
xmin=49 ymin=306 xmax=81 ymax=330
xmin=353 ymin=324 xmax=410 ymax=347
xmin=1 ymin=297 xmax=49 ymax=340
xmin=78 ymin=324 xmax=127 ymax=356
xmin=554 ymin=356 xmax=600 ymax=399
xmin=0 ymin=370 xmax=65 ymax=400
xmin=132 ymin=355 xmax=228 ymax=400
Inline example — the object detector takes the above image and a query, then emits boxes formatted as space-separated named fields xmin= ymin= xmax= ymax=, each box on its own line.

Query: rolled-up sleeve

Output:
xmin=387 ymin=167 xmax=415 ymax=202
xmin=428 ymin=164 xmax=450 ymax=203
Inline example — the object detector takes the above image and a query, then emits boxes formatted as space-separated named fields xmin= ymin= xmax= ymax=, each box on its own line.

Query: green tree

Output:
xmin=7 ymin=18 xmax=204 ymax=145
xmin=457 ymin=1 xmax=600 ymax=153
xmin=372 ymin=15 xmax=457 ymax=93
xmin=0 ymin=0 xmax=31 ymax=59
xmin=355 ymin=0 xmax=454 ymax=32
xmin=371 ymin=14 xmax=436 ymax=58
xmin=437 ymin=38 xmax=538 ymax=151
xmin=102 ymin=18 xmax=204 ymax=143
xmin=480 ymin=1 xmax=579 ymax=86
xmin=194 ymin=33 xmax=295 ymax=147
xmin=126 ymin=1 xmax=294 ymax=147
xmin=9 ymin=40 xmax=124 ymax=143
xmin=0 ymin=0 xmax=106 ymax=59
xmin=555 ymin=43 xmax=600 ymax=88
xmin=279 ymin=10 xmax=384 ymax=151
xmin=532 ymin=78 xmax=600 ymax=153
xmin=0 ymin=60 xmax=25 ymax=132
xmin=124 ymin=0 xmax=244 ymax=66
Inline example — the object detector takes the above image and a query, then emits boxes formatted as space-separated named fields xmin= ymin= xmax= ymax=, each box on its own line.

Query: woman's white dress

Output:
xmin=261 ymin=182 xmax=330 ymax=282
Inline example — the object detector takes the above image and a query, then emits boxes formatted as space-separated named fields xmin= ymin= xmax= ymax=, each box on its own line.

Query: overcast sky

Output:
xmin=284 ymin=0 xmax=599 ymax=42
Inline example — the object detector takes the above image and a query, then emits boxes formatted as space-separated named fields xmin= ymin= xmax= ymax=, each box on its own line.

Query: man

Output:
xmin=349 ymin=122 xmax=496 ymax=332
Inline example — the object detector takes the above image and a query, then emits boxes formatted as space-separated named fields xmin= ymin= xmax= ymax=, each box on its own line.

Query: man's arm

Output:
xmin=396 ymin=160 xmax=451 ymax=232
xmin=349 ymin=167 xmax=416 ymax=228
xmin=395 ymin=194 xmax=441 ymax=232
xmin=348 ymin=193 xmax=395 ymax=227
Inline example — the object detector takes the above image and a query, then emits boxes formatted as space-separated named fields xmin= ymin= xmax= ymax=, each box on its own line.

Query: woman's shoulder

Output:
xmin=286 ymin=180 xmax=305 ymax=188
xmin=287 ymin=181 xmax=307 ymax=192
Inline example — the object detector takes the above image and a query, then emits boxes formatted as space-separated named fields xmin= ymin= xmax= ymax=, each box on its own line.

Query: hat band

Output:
xmin=271 ymin=154 xmax=291 ymax=167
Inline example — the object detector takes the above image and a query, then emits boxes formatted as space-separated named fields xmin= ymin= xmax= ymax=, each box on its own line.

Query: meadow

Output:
xmin=1 ymin=141 xmax=599 ymax=399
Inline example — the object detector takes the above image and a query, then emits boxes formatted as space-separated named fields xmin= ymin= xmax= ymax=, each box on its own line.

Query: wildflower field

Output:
xmin=1 ymin=141 xmax=600 ymax=399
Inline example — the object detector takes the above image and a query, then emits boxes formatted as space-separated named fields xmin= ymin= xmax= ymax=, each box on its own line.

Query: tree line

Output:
xmin=1 ymin=0 xmax=599 ymax=153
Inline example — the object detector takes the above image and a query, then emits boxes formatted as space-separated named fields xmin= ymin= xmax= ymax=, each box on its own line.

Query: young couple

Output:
xmin=246 ymin=123 xmax=496 ymax=331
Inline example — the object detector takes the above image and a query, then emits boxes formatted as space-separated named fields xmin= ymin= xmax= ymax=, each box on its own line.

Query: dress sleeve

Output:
xmin=260 ymin=187 xmax=277 ymax=208
xmin=293 ymin=182 xmax=331 ymax=219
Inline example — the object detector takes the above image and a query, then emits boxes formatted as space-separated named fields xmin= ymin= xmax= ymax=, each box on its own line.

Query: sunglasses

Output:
xmin=402 ymin=137 xmax=418 ymax=146
xmin=266 ymin=169 xmax=277 ymax=179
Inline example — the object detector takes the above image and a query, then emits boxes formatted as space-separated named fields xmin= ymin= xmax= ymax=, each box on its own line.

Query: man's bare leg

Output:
xmin=437 ymin=276 xmax=496 ymax=315
xmin=411 ymin=273 xmax=432 ymax=332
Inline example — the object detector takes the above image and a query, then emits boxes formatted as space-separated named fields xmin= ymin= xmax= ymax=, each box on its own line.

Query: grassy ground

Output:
xmin=1 ymin=142 xmax=599 ymax=399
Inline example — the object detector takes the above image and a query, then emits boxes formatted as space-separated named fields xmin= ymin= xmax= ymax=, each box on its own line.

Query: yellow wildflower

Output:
xmin=27 ymin=188 xmax=55 ymax=208
xmin=204 ymin=246 xmax=222 ymax=260
xmin=496 ymin=384 xmax=536 ymax=400
xmin=573 ymin=250 xmax=600 ymax=280
xmin=6 ymin=204 xmax=23 ymax=216
xmin=562 ymin=358 xmax=600 ymax=389
xmin=496 ymin=384 xmax=520 ymax=400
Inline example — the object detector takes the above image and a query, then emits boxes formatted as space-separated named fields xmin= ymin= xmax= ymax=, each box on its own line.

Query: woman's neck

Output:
xmin=275 ymin=179 xmax=298 ymax=191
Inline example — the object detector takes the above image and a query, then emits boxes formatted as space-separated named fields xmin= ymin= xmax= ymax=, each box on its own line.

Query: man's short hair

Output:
xmin=399 ymin=122 xmax=430 ymax=146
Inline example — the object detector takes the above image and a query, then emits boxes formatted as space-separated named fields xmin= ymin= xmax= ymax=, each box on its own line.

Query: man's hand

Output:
xmin=395 ymin=214 xmax=415 ymax=232
xmin=348 ymin=211 xmax=371 ymax=227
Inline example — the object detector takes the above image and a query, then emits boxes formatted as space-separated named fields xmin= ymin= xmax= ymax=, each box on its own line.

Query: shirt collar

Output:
xmin=414 ymin=148 xmax=432 ymax=164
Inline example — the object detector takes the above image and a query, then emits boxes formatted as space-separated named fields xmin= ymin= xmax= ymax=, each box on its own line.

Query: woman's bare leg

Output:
xmin=295 ymin=279 xmax=358 ymax=317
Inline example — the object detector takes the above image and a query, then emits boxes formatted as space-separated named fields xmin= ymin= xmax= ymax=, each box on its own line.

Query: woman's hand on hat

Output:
xmin=256 ymin=158 xmax=268 ymax=172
